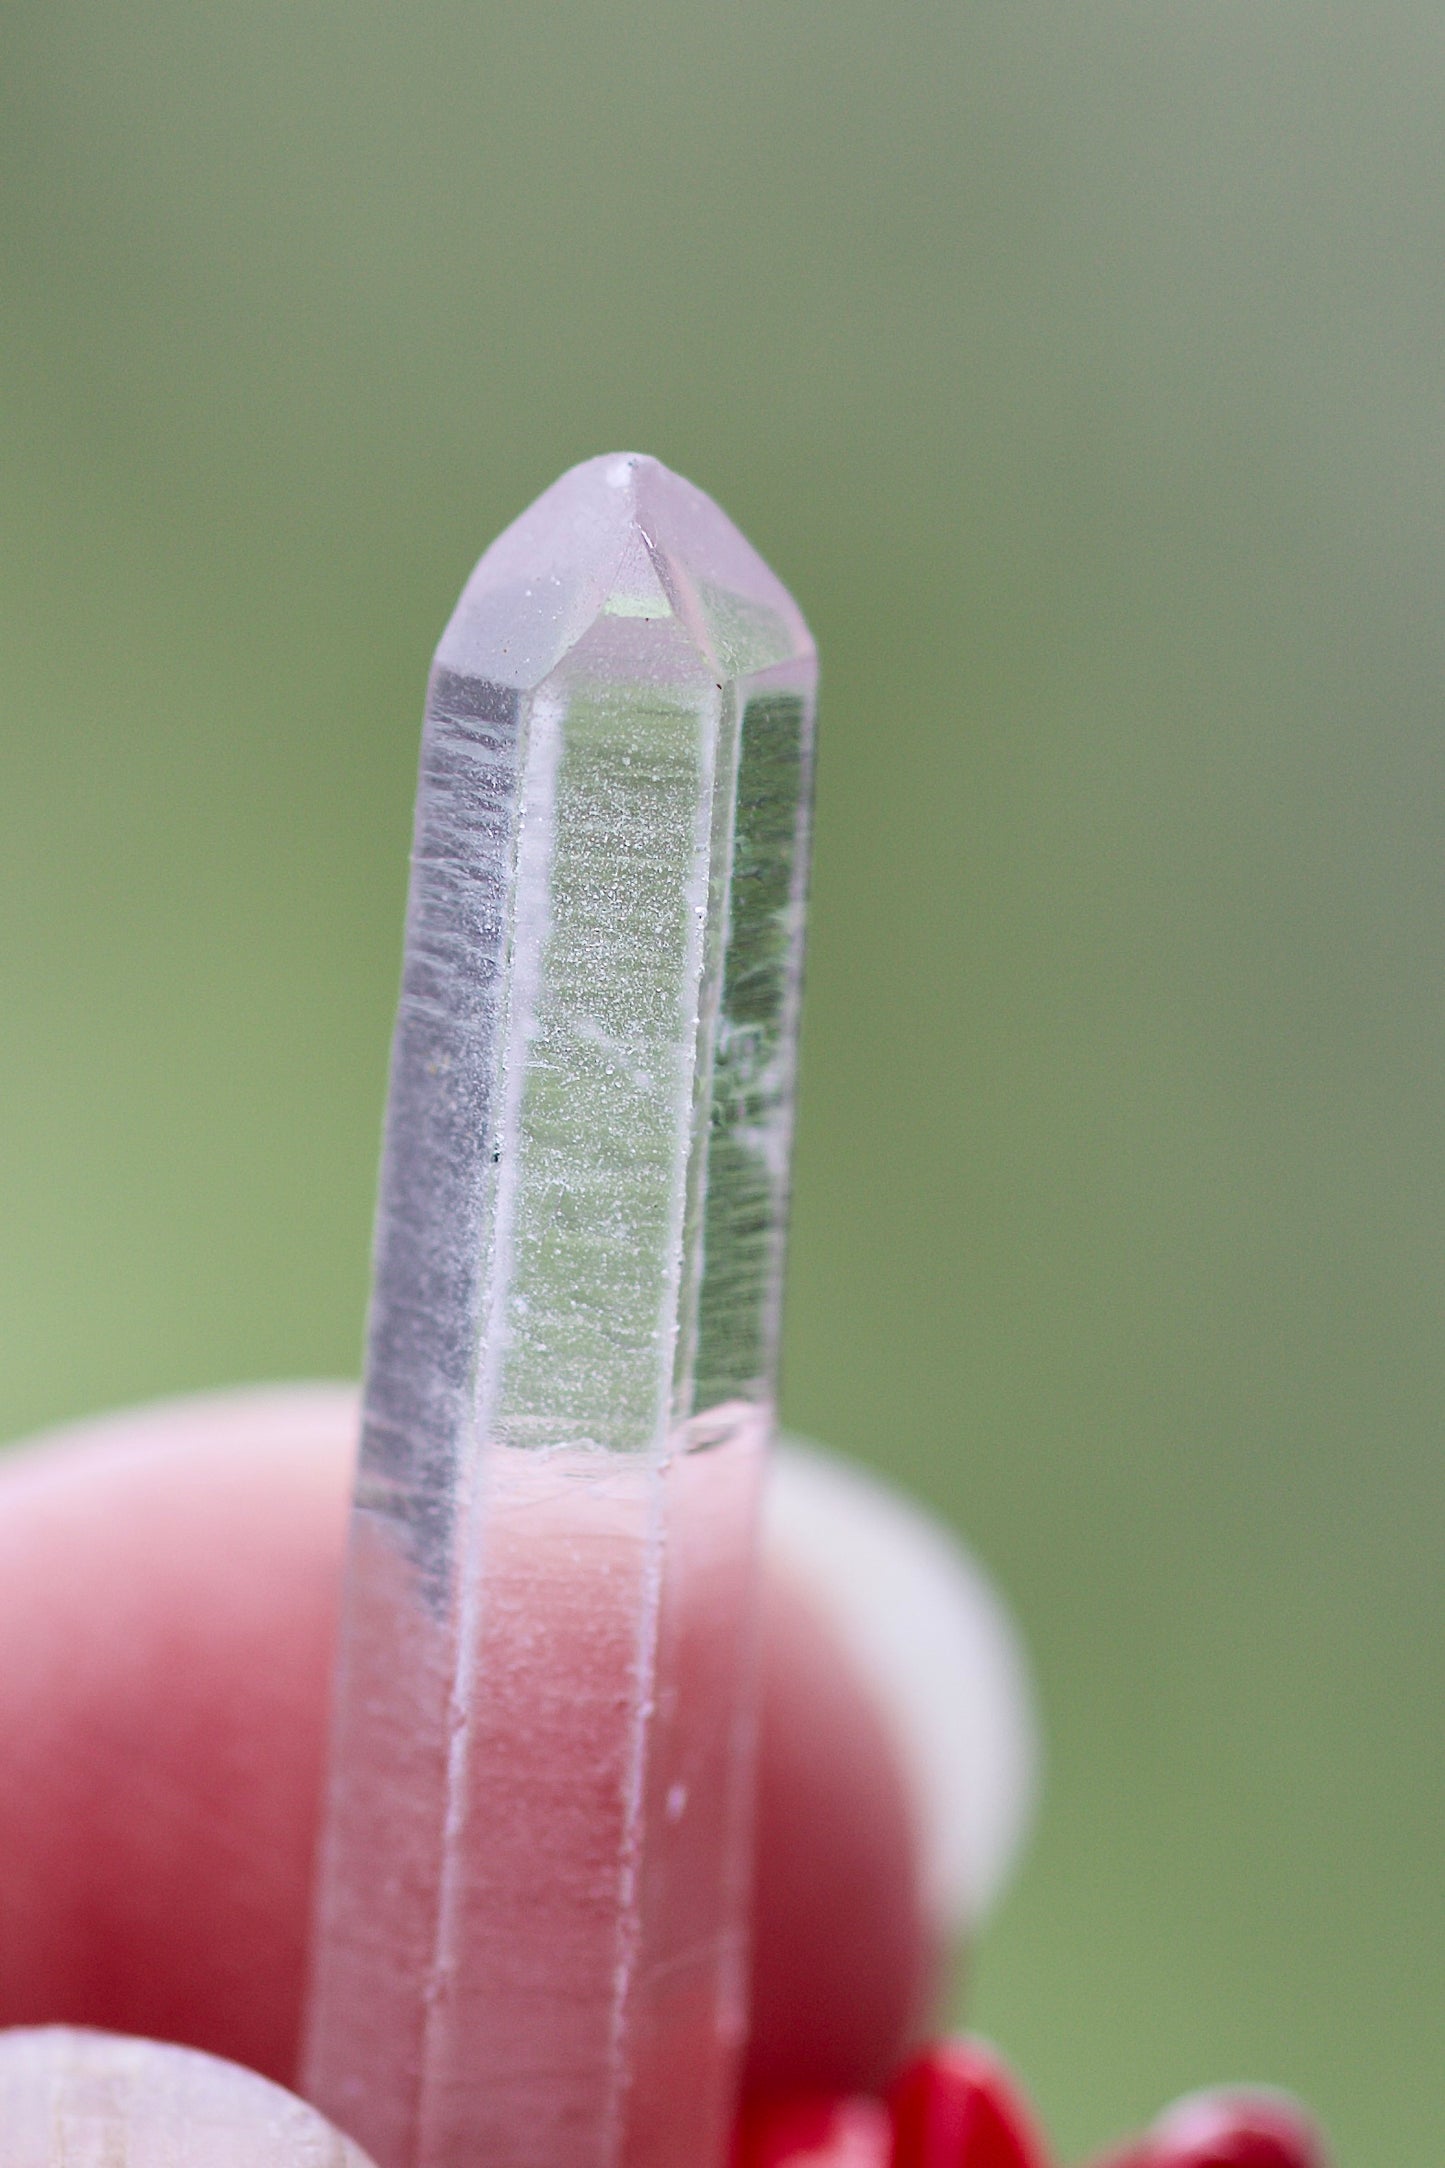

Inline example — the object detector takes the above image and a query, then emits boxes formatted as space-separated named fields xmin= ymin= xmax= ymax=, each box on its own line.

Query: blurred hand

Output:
xmin=0 ymin=1387 xmax=1036 ymax=2166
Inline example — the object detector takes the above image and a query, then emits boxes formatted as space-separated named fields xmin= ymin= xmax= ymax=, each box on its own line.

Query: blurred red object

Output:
xmin=888 ymin=2038 xmax=1051 ymax=2168
xmin=734 ymin=2093 xmax=893 ymax=2168
xmin=734 ymin=2048 xmax=1325 ymax=2168
xmin=1092 ymin=2087 xmax=1327 ymax=2168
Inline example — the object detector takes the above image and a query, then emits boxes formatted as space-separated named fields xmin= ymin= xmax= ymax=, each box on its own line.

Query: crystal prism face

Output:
xmin=304 ymin=458 xmax=816 ymax=2168
xmin=354 ymin=453 xmax=816 ymax=1570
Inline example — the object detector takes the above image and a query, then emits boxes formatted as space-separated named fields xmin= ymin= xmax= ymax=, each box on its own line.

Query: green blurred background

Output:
xmin=2 ymin=6 xmax=1441 ymax=2159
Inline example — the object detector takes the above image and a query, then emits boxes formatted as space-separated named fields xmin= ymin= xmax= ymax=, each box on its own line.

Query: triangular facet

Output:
xmin=436 ymin=453 xmax=813 ymax=690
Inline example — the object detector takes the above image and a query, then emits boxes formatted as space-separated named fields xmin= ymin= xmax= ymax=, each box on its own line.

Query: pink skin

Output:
xmin=0 ymin=1387 xmax=939 ymax=2108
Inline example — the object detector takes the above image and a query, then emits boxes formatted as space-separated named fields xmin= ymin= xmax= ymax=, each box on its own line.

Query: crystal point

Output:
xmin=436 ymin=453 xmax=813 ymax=690
xmin=303 ymin=457 xmax=815 ymax=2168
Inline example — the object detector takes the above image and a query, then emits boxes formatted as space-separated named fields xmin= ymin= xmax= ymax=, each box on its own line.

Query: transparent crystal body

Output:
xmin=302 ymin=456 xmax=816 ymax=2168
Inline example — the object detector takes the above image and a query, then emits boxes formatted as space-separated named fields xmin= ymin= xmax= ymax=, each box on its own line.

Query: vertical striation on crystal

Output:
xmin=302 ymin=456 xmax=816 ymax=2168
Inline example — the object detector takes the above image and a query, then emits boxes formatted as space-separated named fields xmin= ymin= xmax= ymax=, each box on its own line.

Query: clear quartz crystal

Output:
xmin=302 ymin=455 xmax=816 ymax=2168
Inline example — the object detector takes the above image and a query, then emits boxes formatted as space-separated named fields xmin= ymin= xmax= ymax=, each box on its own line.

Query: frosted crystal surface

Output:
xmin=303 ymin=456 xmax=815 ymax=2168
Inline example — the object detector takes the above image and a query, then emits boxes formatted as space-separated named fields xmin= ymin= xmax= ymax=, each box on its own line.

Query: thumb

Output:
xmin=0 ymin=2029 xmax=372 ymax=2168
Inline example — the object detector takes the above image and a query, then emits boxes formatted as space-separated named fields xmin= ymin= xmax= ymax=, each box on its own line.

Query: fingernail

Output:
xmin=0 ymin=2028 xmax=374 ymax=2168
xmin=767 ymin=1442 xmax=1040 ymax=1934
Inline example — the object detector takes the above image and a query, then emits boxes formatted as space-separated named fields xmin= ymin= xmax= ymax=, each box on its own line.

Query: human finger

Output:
xmin=0 ymin=1387 xmax=1034 ymax=2095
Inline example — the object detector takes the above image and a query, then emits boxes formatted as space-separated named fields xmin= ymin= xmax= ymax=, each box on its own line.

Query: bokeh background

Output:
xmin=3 ymin=6 xmax=1442 ymax=2160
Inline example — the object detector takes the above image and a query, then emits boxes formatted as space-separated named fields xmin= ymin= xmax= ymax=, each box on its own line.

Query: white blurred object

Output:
xmin=767 ymin=1439 xmax=1040 ymax=1936
xmin=0 ymin=2029 xmax=373 ymax=2168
